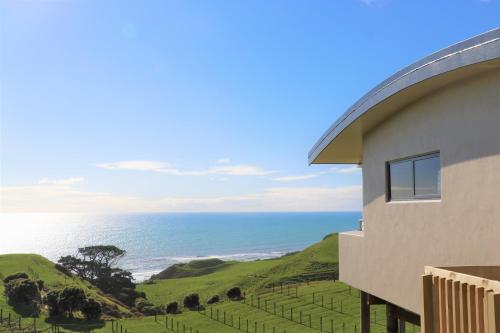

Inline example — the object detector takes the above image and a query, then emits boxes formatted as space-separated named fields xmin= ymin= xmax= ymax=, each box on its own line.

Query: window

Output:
xmin=387 ymin=152 xmax=440 ymax=201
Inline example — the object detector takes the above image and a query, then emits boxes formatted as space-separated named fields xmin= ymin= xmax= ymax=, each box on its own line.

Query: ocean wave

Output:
xmin=169 ymin=251 xmax=286 ymax=262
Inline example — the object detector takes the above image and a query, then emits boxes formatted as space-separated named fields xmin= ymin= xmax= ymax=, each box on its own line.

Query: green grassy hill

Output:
xmin=138 ymin=233 xmax=339 ymax=306
xmin=151 ymin=258 xmax=235 ymax=280
xmin=0 ymin=254 xmax=131 ymax=317
xmin=0 ymin=234 xmax=421 ymax=333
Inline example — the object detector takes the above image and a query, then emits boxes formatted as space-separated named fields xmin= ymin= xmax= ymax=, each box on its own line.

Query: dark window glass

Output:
xmin=387 ymin=152 xmax=440 ymax=201
xmin=389 ymin=160 xmax=414 ymax=200
xmin=415 ymin=156 xmax=440 ymax=197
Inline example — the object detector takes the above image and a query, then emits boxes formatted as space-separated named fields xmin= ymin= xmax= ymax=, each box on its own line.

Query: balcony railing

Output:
xmin=421 ymin=266 xmax=500 ymax=333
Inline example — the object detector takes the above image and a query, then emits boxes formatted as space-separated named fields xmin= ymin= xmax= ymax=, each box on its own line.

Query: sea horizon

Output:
xmin=0 ymin=211 xmax=361 ymax=281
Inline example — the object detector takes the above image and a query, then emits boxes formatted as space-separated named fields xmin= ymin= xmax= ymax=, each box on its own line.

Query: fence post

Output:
xmin=300 ymin=311 xmax=302 ymax=324
xmin=274 ymin=302 xmax=276 ymax=315
xmin=320 ymin=316 xmax=323 ymax=331
xmin=281 ymin=305 xmax=284 ymax=317
xmin=224 ymin=311 xmax=226 ymax=324
xmin=313 ymin=292 xmax=315 ymax=304
xmin=331 ymin=319 xmax=333 ymax=333
xmin=342 ymin=322 xmax=345 ymax=333
xmin=265 ymin=299 xmax=268 ymax=312
xmin=322 ymin=295 xmax=324 ymax=307
xmin=231 ymin=314 xmax=233 ymax=326
xmin=239 ymin=316 xmax=241 ymax=329
xmin=258 ymin=297 xmax=260 ymax=309
xmin=247 ymin=319 xmax=249 ymax=332
xmin=331 ymin=297 xmax=333 ymax=310
xmin=18 ymin=316 xmax=21 ymax=329
xmin=254 ymin=321 xmax=257 ymax=333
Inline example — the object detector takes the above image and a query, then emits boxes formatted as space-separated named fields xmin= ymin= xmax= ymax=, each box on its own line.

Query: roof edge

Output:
xmin=309 ymin=28 xmax=500 ymax=164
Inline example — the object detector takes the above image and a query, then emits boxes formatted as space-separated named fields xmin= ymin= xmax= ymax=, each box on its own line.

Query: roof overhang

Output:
xmin=309 ymin=28 xmax=500 ymax=165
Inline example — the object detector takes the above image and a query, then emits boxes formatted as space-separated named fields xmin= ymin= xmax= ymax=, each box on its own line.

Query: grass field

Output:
xmin=0 ymin=234 xmax=421 ymax=333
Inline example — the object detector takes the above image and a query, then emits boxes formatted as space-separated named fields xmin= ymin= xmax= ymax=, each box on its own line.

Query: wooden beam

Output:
xmin=486 ymin=292 xmax=500 ymax=333
xmin=446 ymin=279 xmax=455 ymax=333
xmin=467 ymin=284 xmax=476 ymax=333
xmin=476 ymin=287 xmax=485 ymax=333
xmin=433 ymin=276 xmax=441 ymax=333
xmin=421 ymin=275 xmax=434 ymax=333
xmin=460 ymin=283 xmax=469 ymax=333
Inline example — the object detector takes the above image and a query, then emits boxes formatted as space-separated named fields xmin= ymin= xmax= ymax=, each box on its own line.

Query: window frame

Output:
xmin=386 ymin=151 xmax=441 ymax=202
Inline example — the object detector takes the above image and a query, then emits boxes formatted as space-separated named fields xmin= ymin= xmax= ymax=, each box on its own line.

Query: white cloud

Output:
xmin=273 ymin=165 xmax=361 ymax=182
xmin=216 ymin=158 xmax=231 ymax=164
xmin=0 ymin=181 xmax=361 ymax=213
xmin=95 ymin=160 xmax=272 ymax=177
xmin=359 ymin=0 xmax=390 ymax=6
xmin=273 ymin=173 xmax=322 ymax=182
xmin=38 ymin=177 xmax=84 ymax=186
xmin=95 ymin=160 xmax=169 ymax=171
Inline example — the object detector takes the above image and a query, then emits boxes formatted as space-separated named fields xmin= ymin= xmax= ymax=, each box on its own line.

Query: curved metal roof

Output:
xmin=309 ymin=28 xmax=500 ymax=164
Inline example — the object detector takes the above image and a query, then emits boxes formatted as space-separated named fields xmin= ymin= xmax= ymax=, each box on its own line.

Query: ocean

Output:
xmin=0 ymin=212 xmax=360 ymax=281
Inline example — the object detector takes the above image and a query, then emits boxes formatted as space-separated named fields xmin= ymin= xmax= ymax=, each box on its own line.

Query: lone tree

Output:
xmin=58 ymin=287 xmax=86 ymax=318
xmin=226 ymin=287 xmax=242 ymax=300
xmin=183 ymin=293 xmax=200 ymax=310
xmin=58 ymin=245 xmax=139 ymax=306
xmin=4 ymin=277 xmax=41 ymax=315
xmin=81 ymin=298 xmax=102 ymax=320
xmin=166 ymin=301 xmax=179 ymax=314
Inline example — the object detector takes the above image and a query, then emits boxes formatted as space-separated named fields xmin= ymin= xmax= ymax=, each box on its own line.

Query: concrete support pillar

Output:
xmin=360 ymin=291 xmax=371 ymax=333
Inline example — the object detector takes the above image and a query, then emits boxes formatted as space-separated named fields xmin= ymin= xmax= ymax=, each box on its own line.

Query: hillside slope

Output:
xmin=139 ymin=233 xmax=339 ymax=305
xmin=151 ymin=258 xmax=234 ymax=279
xmin=0 ymin=254 xmax=131 ymax=317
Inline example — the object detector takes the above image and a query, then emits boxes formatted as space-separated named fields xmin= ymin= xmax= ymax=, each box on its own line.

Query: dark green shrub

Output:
xmin=5 ymin=278 xmax=40 ymax=304
xmin=207 ymin=295 xmax=220 ymax=304
xmin=58 ymin=287 xmax=86 ymax=318
xmin=183 ymin=293 xmax=200 ymax=309
xmin=54 ymin=264 xmax=72 ymax=276
xmin=166 ymin=301 xmax=179 ymax=314
xmin=81 ymin=298 xmax=102 ymax=320
xmin=46 ymin=290 xmax=61 ymax=317
xmin=36 ymin=280 xmax=44 ymax=291
xmin=3 ymin=272 xmax=29 ymax=283
xmin=226 ymin=287 xmax=242 ymax=300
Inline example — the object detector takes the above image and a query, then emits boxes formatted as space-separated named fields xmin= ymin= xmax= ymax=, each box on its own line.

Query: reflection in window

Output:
xmin=387 ymin=153 xmax=440 ymax=201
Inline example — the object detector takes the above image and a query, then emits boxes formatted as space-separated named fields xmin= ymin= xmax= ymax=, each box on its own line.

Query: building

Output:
xmin=309 ymin=29 xmax=500 ymax=332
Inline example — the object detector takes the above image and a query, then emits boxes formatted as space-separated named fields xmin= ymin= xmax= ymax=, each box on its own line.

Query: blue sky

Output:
xmin=1 ymin=0 xmax=498 ymax=213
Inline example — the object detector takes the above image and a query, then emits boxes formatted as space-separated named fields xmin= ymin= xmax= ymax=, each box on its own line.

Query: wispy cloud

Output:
xmin=273 ymin=166 xmax=360 ymax=182
xmin=38 ymin=177 xmax=84 ymax=186
xmin=95 ymin=160 xmax=272 ymax=177
xmin=359 ymin=0 xmax=390 ymax=6
xmin=0 ymin=181 xmax=361 ymax=213
xmin=216 ymin=158 xmax=231 ymax=164
xmin=95 ymin=160 xmax=169 ymax=171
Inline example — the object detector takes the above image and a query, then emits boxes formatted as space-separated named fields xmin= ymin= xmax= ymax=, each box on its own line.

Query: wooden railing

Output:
xmin=421 ymin=266 xmax=500 ymax=333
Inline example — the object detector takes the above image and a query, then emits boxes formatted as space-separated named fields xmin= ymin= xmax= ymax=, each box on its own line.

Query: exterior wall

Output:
xmin=339 ymin=68 xmax=500 ymax=314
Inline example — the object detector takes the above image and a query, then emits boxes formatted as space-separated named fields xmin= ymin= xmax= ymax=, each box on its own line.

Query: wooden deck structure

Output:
xmin=421 ymin=266 xmax=500 ymax=333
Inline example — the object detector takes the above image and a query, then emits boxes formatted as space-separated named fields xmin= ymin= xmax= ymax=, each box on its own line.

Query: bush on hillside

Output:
xmin=3 ymin=272 xmax=29 ymax=284
xmin=166 ymin=301 xmax=179 ymax=314
xmin=81 ymin=298 xmax=102 ymax=320
xmin=46 ymin=290 xmax=61 ymax=317
xmin=226 ymin=287 xmax=242 ymax=300
xmin=183 ymin=293 xmax=200 ymax=309
xmin=58 ymin=287 xmax=86 ymax=318
xmin=4 ymin=278 xmax=41 ymax=316
xmin=207 ymin=295 xmax=220 ymax=305
xmin=36 ymin=280 xmax=44 ymax=291
xmin=54 ymin=263 xmax=72 ymax=276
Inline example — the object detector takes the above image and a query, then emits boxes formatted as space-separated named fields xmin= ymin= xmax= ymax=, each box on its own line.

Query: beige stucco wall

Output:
xmin=339 ymin=68 xmax=500 ymax=314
